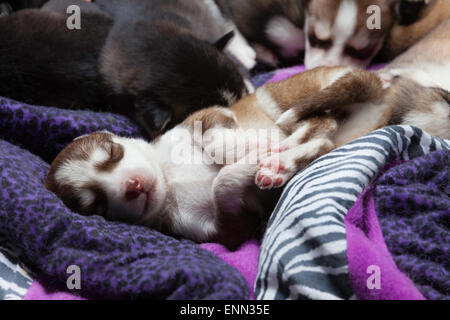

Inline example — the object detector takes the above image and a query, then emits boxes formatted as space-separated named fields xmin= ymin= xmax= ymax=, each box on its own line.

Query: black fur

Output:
xmin=0 ymin=0 xmax=48 ymax=17
xmin=397 ymin=0 xmax=429 ymax=26
xmin=0 ymin=0 xmax=248 ymax=138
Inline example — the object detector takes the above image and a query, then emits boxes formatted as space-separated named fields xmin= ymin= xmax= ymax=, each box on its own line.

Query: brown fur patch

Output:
xmin=83 ymin=182 xmax=108 ymax=216
xmin=180 ymin=107 xmax=238 ymax=134
xmin=45 ymin=132 xmax=115 ymax=210
xmin=384 ymin=77 xmax=450 ymax=123
xmin=289 ymin=69 xmax=384 ymax=120
xmin=381 ymin=0 xmax=450 ymax=60
xmin=94 ymin=141 xmax=124 ymax=172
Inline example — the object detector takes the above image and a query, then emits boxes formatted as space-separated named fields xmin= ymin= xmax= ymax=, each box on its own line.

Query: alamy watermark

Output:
xmin=366 ymin=265 xmax=381 ymax=290
xmin=66 ymin=265 xmax=81 ymax=290
xmin=367 ymin=5 xmax=382 ymax=30
xmin=64 ymin=4 xmax=383 ymax=31
xmin=169 ymin=121 xmax=281 ymax=166
xmin=66 ymin=5 xmax=81 ymax=30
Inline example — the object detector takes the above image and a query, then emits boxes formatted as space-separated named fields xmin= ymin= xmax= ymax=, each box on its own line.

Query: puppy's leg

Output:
xmin=278 ymin=116 xmax=338 ymax=151
xmin=276 ymin=69 xmax=384 ymax=130
xmin=256 ymin=116 xmax=337 ymax=190
xmin=212 ymin=155 xmax=263 ymax=249
xmin=225 ymin=29 xmax=257 ymax=70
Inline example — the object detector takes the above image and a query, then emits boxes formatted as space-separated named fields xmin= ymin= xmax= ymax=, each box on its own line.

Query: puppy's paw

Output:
xmin=276 ymin=109 xmax=298 ymax=129
xmin=226 ymin=37 xmax=257 ymax=70
xmin=255 ymin=156 xmax=294 ymax=190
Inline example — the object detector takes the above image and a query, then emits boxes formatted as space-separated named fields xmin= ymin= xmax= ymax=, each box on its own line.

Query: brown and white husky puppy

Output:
xmin=303 ymin=0 xmax=450 ymax=69
xmin=46 ymin=18 xmax=450 ymax=248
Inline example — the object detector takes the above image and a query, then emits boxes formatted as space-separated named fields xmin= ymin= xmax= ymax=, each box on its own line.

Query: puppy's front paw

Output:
xmin=226 ymin=37 xmax=257 ymax=70
xmin=255 ymin=156 xmax=294 ymax=190
xmin=276 ymin=109 xmax=297 ymax=129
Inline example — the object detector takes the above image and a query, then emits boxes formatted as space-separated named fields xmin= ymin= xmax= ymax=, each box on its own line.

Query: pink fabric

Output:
xmin=24 ymin=281 xmax=85 ymax=300
xmin=201 ymin=240 xmax=261 ymax=300
xmin=268 ymin=65 xmax=305 ymax=83
xmin=345 ymin=186 xmax=425 ymax=300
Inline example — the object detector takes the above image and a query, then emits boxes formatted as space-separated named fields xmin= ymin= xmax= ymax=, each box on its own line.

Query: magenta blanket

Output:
xmin=345 ymin=185 xmax=425 ymax=300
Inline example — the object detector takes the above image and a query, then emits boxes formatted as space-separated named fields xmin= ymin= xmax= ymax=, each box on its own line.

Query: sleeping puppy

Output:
xmin=46 ymin=61 xmax=450 ymax=248
xmin=93 ymin=0 xmax=257 ymax=72
xmin=0 ymin=0 xmax=250 ymax=138
xmin=304 ymin=0 xmax=398 ymax=69
xmin=215 ymin=0 xmax=305 ymax=67
xmin=303 ymin=0 xmax=444 ymax=69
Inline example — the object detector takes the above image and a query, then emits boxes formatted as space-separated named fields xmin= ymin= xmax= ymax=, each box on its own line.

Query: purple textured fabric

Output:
xmin=0 ymin=97 xmax=146 ymax=163
xmin=345 ymin=185 xmax=425 ymax=300
xmin=346 ymin=150 xmax=450 ymax=300
xmin=0 ymin=97 xmax=250 ymax=300
xmin=374 ymin=151 xmax=450 ymax=300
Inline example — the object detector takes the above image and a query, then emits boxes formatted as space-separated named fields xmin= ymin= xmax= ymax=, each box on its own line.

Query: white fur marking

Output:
xmin=266 ymin=16 xmax=305 ymax=58
xmin=256 ymin=88 xmax=282 ymax=120
xmin=226 ymin=30 xmax=257 ymax=70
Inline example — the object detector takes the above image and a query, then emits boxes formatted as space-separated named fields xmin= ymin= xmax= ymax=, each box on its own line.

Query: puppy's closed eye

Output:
xmin=83 ymin=183 xmax=108 ymax=217
xmin=95 ymin=142 xmax=124 ymax=172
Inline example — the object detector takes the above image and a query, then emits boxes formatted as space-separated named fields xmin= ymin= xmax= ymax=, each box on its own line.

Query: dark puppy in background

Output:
xmin=0 ymin=0 xmax=48 ymax=17
xmin=0 ymin=0 xmax=250 ymax=138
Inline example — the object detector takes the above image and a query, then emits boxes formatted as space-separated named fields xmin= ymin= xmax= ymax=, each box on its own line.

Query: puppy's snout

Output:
xmin=125 ymin=177 xmax=145 ymax=201
xmin=321 ymin=58 xmax=341 ymax=68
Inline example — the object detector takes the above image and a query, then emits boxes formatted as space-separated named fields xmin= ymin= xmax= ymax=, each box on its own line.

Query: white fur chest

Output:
xmin=153 ymin=129 xmax=221 ymax=241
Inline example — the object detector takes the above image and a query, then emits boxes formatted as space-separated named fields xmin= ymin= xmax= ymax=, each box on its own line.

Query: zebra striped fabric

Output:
xmin=255 ymin=126 xmax=450 ymax=300
xmin=0 ymin=237 xmax=32 ymax=300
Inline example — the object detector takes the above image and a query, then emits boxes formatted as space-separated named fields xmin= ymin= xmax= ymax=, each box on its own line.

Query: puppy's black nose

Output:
xmin=125 ymin=178 xmax=145 ymax=201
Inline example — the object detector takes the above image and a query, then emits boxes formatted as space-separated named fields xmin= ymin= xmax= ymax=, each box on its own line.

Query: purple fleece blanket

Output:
xmin=346 ymin=150 xmax=449 ymax=300
xmin=0 ymin=97 xmax=250 ymax=300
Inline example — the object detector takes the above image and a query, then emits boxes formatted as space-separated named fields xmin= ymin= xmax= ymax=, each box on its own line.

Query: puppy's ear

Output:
xmin=215 ymin=30 xmax=235 ymax=51
xmin=134 ymin=101 xmax=173 ymax=139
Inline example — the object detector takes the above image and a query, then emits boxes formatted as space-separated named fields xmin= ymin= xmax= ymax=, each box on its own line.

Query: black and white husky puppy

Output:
xmin=0 ymin=0 xmax=252 ymax=137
